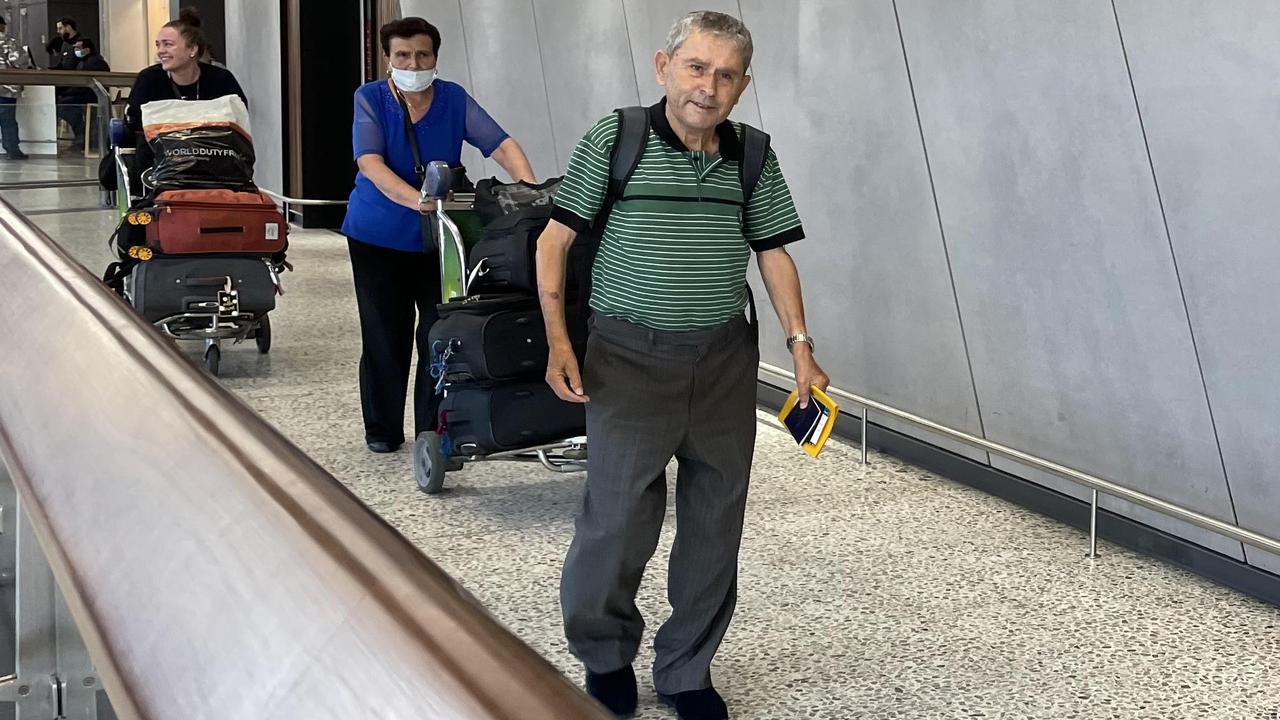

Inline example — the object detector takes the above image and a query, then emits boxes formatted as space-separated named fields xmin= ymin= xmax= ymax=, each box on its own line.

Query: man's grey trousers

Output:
xmin=561 ymin=312 xmax=759 ymax=695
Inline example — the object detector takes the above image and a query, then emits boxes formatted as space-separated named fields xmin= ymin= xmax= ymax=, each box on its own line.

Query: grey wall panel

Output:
xmin=225 ymin=0 xmax=283 ymax=195
xmin=459 ymin=0 xmax=559 ymax=180
xmin=401 ymin=0 xmax=487 ymax=178
xmin=531 ymin=0 xmax=640 ymax=173
xmin=1115 ymin=0 xmax=1280 ymax=572
xmin=895 ymin=0 xmax=1242 ymax=556
xmin=620 ymin=0 xmax=763 ymax=128
xmin=741 ymin=0 xmax=987 ymax=462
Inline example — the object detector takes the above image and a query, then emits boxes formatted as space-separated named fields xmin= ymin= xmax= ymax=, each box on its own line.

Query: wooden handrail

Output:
xmin=0 ymin=197 xmax=609 ymax=719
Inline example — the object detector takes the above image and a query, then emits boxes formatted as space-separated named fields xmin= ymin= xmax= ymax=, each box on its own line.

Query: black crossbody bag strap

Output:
xmin=395 ymin=90 xmax=435 ymax=253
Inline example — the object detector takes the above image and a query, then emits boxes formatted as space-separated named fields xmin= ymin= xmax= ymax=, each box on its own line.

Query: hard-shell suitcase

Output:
xmin=144 ymin=189 xmax=288 ymax=256
xmin=130 ymin=256 xmax=276 ymax=322
xmin=441 ymin=380 xmax=586 ymax=456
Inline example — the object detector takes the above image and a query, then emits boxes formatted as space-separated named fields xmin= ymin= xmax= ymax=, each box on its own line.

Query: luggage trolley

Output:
xmin=108 ymin=118 xmax=277 ymax=376
xmin=415 ymin=161 xmax=587 ymax=494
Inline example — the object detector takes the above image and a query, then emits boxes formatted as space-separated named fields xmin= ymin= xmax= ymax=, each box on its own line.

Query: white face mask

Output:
xmin=75 ymin=49 xmax=88 ymax=58
xmin=391 ymin=67 xmax=436 ymax=93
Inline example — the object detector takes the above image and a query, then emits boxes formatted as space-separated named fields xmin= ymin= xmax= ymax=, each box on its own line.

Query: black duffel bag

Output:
xmin=468 ymin=209 xmax=550 ymax=294
xmin=468 ymin=177 xmax=568 ymax=294
xmin=473 ymin=176 xmax=561 ymax=226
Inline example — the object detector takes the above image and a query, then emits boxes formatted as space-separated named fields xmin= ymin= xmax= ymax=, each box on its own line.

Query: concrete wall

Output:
xmin=223 ymin=0 xmax=281 ymax=194
xmin=224 ymin=0 xmax=1278 ymax=573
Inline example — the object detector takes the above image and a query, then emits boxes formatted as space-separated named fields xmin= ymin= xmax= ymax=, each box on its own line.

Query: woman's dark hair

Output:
xmin=379 ymin=17 xmax=441 ymax=56
xmin=163 ymin=6 xmax=206 ymax=56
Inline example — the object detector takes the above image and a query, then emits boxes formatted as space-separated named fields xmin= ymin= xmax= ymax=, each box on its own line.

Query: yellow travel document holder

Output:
xmin=777 ymin=386 xmax=839 ymax=458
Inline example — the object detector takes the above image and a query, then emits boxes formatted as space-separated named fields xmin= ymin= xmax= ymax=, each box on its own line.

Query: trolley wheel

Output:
xmin=204 ymin=343 xmax=221 ymax=376
xmin=254 ymin=314 xmax=272 ymax=354
xmin=415 ymin=431 xmax=449 ymax=494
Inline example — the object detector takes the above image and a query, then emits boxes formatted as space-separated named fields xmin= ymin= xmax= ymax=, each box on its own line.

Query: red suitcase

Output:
xmin=144 ymin=189 xmax=288 ymax=256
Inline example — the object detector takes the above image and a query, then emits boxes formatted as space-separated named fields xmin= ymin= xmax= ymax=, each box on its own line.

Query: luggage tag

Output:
xmin=216 ymin=276 xmax=239 ymax=318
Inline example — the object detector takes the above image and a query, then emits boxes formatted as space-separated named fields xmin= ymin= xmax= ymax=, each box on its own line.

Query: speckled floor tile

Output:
xmin=24 ymin=175 xmax=1280 ymax=719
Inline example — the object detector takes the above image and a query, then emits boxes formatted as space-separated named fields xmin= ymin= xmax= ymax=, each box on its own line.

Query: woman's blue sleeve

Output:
xmin=463 ymin=92 xmax=510 ymax=157
xmin=353 ymin=88 xmax=385 ymax=160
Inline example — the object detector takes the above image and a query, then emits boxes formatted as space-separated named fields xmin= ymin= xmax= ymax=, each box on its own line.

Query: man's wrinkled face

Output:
xmin=656 ymin=30 xmax=751 ymax=134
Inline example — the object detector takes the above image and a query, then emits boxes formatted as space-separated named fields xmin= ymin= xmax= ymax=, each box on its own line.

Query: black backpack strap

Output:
xmin=739 ymin=124 xmax=770 ymax=205
xmin=739 ymin=125 xmax=769 ymax=341
xmin=600 ymin=106 xmax=650 ymax=223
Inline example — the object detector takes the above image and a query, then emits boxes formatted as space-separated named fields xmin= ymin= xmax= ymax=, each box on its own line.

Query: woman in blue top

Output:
xmin=342 ymin=17 xmax=534 ymax=454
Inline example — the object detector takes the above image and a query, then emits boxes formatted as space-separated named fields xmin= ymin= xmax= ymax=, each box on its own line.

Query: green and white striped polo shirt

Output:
xmin=550 ymin=99 xmax=805 ymax=331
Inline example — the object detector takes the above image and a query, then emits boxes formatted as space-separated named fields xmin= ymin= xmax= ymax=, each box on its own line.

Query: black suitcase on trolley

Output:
xmin=428 ymin=294 xmax=585 ymax=383
xmin=130 ymin=256 xmax=276 ymax=322
xmin=440 ymin=380 xmax=586 ymax=456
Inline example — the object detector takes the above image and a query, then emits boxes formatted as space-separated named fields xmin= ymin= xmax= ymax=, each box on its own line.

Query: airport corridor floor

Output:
xmin=10 ymin=169 xmax=1280 ymax=719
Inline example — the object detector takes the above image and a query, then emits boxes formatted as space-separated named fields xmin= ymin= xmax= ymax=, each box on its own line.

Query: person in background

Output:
xmin=123 ymin=7 xmax=246 ymax=178
xmin=341 ymin=17 xmax=534 ymax=455
xmin=0 ymin=15 xmax=31 ymax=160
xmin=48 ymin=16 xmax=84 ymax=152
xmin=46 ymin=17 xmax=80 ymax=69
xmin=57 ymin=37 xmax=110 ymax=152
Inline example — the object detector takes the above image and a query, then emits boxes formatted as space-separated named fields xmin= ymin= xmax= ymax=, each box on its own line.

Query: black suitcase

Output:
xmin=468 ymin=209 xmax=548 ymax=293
xmin=441 ymin=380 xmax=586 ymax=456
xmin=429 ymin=294 xmax=586 ymax=383
xmin=129 ymin=256 xmax=276 ymax=322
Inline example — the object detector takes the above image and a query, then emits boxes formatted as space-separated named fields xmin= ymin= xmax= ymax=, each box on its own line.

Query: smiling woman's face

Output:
xmin=155 ymin=27 xmax=196 ymax=72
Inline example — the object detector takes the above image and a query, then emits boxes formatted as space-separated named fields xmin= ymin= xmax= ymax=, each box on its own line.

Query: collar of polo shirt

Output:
xmin=647 ymin=97 xmax=744 ymax=161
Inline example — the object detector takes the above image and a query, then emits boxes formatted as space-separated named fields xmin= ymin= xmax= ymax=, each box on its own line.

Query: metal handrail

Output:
xmin=0 ymin=197 xmax=611 ymax=719
xmin=259 ymin=188 xmax=348 ymax=207
xmin=259 ymin=189 xmax=477 ymax=222
xmin=758 ymin=362 xmax=1280 ymax=558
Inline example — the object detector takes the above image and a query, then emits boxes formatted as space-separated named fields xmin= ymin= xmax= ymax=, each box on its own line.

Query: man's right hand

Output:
xmin=546 ymin=342 xmax=589 ymax=403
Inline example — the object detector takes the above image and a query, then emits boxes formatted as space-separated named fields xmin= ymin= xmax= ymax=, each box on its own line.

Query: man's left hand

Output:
xmin=792 ymin=345 xmax=829 ymax=409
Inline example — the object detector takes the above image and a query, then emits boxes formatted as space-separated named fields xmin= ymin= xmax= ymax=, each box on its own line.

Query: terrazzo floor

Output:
xmin=6 ymin=170 xmax=1280 ymax=719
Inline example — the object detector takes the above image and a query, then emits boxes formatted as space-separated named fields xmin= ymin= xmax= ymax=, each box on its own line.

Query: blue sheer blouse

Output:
xmin=341 ymin=79 xmax=508 ymax=251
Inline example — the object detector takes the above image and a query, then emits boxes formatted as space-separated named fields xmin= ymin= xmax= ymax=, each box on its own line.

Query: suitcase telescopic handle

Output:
xmin=184 ymin=275 xmax=233 ymax=288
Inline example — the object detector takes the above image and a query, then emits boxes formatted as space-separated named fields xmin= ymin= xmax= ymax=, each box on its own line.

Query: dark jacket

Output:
xmin=63 ymin=52 xmax=110 ymax=104
xmin=49 ymin=33 xmax=82 ymax=70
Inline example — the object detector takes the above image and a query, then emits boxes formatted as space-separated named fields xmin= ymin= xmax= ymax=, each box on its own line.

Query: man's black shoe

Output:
xmin=6 ymin=151 xmax=28 ymax=160
xmin=366 ymin=440 xmax=401 ymax=453
xmin=658 ymin=687 xmax=728 ymax=720
xmin=585 ymin=666 xmax=637 ymax=718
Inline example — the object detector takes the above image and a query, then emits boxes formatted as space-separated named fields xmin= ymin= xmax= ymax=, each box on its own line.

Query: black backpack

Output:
xmin=571 ymin=106 xmax=771 ymax=306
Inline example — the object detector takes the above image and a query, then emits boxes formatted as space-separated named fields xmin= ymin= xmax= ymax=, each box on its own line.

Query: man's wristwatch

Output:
xmin=786 ymin=333 xmax=815 ymax=352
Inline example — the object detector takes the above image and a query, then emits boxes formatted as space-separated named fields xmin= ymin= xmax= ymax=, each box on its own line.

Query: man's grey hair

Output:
xmin=665 ymin=11 xmax=753 ymax=71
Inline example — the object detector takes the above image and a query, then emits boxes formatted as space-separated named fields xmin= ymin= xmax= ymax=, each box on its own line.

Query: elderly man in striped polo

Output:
xmin=535 ymin=11 xmax=828 ymax=720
